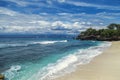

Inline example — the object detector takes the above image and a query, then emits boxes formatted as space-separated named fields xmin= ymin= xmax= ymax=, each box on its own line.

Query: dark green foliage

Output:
xmin=77 ymin=23 xmax=120 ymax=41
xmin=107 ymin=23 xmax=120 ymax=30
xmin=83 ymin=28 xmax=97 ymax=36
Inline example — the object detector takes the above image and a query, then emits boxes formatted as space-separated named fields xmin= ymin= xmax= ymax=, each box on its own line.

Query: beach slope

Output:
xmin=56 ymin=41 xmax=120 ymax=80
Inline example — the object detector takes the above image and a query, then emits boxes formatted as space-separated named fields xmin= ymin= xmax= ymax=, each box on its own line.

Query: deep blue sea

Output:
xmin=0 ymin=35 xmax=111 ymax=80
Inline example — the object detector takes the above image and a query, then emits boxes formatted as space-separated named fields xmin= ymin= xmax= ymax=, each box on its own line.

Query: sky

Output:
xmin=0 ymin=0 xmax=120 ymax=34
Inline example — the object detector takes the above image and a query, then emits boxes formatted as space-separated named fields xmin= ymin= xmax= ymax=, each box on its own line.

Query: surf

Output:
xmin=32 ymin=40 xmax=67 ymax=45
xmin=0 ymin=40 xmax=68 ymax=48
xmin=25 ymin=42 xmax=111 ymax=80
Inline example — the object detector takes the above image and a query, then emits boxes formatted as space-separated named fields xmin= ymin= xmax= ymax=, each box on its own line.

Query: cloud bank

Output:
xmin=0 ymin=0 xmax=120 ymax=34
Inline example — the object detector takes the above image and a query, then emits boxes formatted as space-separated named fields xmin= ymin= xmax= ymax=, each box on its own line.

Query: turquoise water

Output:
xmin=0 ymin=35 xmax=111 ymax=80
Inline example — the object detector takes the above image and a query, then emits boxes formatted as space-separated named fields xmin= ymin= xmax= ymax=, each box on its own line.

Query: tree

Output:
xmin=116 ymin=24 xmax=120 ymax=30
xmin=107 ymin=23 xmax=117 ymax=30
xmin=85 ymin=28 xmax=97 ymax=36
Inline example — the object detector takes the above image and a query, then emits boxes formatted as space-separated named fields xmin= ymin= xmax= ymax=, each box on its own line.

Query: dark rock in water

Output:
xmin=0 ymin=74 xmax=4 ymax=80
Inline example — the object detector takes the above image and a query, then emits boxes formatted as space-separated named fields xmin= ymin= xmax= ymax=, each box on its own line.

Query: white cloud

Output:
xmin=5 ymin=0 xmax=48 ymax=8
xmin=66 ymin=1 xmax=120 ymax=10
xmin=46 ymin=0 xmax=53 ymax=4
xmin=0 ymin=7 xmax=18 ymax=16
xmin=99 ymin=23 xmax=104 ymax=25
xmin=52 ymin=21 xmax=71 ymax=29
xmin=0 ymin=7 xmax=119 ymax=34
xmin=6 ymin=0 xmax=30 ymax=7
xmin=86 ymin=22 xmax=92 ymax=25
xmin=30 ymin=21 xmax=50 ymax=27
xmin=57 ymin=0 xmax=66 ymax=3
xmin=4 ymin=0 xmax=120 ymax=11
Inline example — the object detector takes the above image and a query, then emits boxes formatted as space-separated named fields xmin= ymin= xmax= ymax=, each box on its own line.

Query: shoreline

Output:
xmin=55 ymin=41 xmax=120 ymax=80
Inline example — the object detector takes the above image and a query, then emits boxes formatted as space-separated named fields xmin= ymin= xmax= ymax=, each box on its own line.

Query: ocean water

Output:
xmin=0 ymin=35 xmax=111 ymax=80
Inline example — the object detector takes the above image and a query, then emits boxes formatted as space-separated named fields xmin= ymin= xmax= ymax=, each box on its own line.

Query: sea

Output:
xmin=0 ymin=34 xmax=111 ymax=80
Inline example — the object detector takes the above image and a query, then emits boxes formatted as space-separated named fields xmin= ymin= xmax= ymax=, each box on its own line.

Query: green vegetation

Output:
xmin=76 ymin=23 xmax=120 ymax=41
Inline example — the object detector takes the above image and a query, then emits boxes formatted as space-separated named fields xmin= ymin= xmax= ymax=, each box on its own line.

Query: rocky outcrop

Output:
xmin=0 ymin=74 xmax=4 ymax=80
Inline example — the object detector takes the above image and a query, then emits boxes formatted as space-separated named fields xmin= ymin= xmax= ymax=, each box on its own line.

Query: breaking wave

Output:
xmin=26 ymin=42 xmax=111 ymax=80
xmin=32 ymin=40 xmax=67 ymax=45
xmin=0 ymin=40 xmax=68 ymax=48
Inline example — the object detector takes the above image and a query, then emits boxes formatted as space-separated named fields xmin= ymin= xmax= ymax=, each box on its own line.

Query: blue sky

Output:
xmin=0 ymin=0 xmax=120 ymax=34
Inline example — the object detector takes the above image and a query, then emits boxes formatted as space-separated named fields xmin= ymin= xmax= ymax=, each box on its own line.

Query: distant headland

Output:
xmin=76 ymin=23 xmax=120 ymax=41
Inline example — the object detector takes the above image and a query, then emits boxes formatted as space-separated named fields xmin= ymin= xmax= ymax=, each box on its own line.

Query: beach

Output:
xmin=56 ymin=41 xmax=120 ymax=80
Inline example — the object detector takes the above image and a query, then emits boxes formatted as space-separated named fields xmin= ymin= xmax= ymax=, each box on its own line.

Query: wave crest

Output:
xmin=0 ymin=40 xmax=68 ymax=48
xmin=27 ymin=42 xmax=111 ymax=80
xmin=33 ymin=40 xmax=67 ymax=45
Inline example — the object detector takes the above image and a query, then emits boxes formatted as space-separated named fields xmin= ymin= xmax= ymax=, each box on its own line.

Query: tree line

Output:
xmin=76 ymin=23 xmax=120 ymax=41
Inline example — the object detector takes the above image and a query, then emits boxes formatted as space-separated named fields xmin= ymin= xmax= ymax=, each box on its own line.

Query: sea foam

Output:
xmin=0 ymin=40 xmax=68 ymax=48
xmin=32 ymin=40 xmax=67 ymax=45
xmin=27 ymin=42 xmax=111 ymax=80
xmin=3 ymin=65 xmax=21 ymax=80
xmin=0 ymin=43 xmax=28 ymax=48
